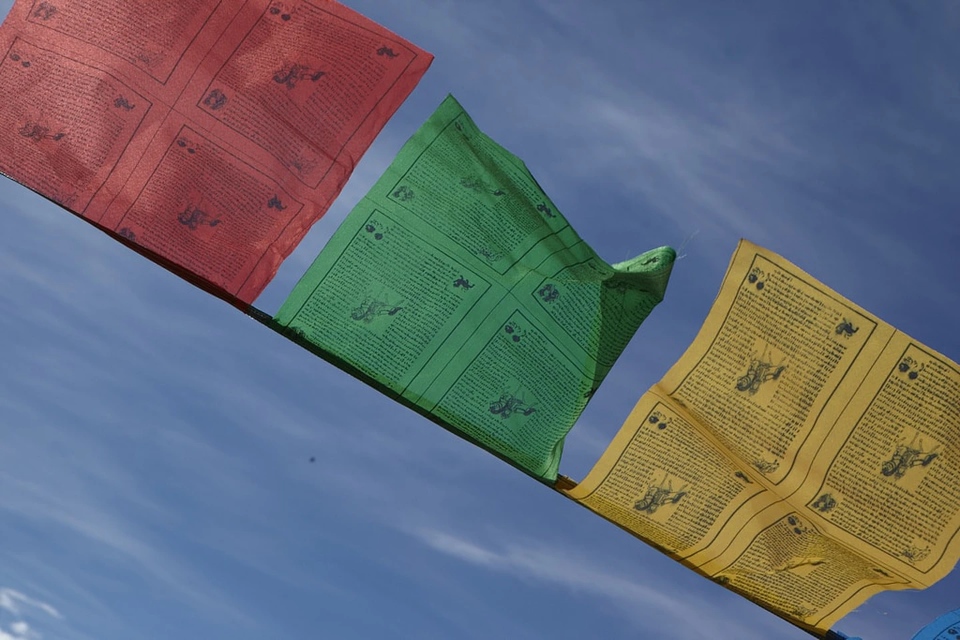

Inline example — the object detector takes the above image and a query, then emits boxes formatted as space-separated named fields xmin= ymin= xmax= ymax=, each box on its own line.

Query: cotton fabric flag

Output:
xmin=562 ymin=240 xmax=960 ymax=635
xmin=269 ymin=95 xmax=675 ymax=481
xmin=0 ymin=0 xmax=432 ymax=305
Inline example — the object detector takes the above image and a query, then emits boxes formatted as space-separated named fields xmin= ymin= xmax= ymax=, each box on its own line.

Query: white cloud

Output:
xmin=411 ymin=527 xmax=683 ymax=612
xmin=0 ymin=590 xmax=60 ymax=620
xmin=7 ymin=621 xmax=34 ymax=640
xmin=0 ymin=589 xmax=61 ymax=640
xmin=407 ymin=527 xmax=787 ymax=639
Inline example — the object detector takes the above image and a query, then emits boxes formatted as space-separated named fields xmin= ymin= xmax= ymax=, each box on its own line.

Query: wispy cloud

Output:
xmin=0 ymin=589 xmax=60 ymax=620
xmin=406 ymin=527 xmax=788 ymax=639
xmin=0 ymin=588 xmax=62 ymax=640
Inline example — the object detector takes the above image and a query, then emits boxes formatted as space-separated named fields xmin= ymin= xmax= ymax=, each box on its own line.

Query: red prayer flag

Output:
xmin=0 ymin=0 xmax=432 ymax=305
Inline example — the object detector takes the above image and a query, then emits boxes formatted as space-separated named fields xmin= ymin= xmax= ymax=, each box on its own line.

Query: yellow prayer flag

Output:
xmin=561 ymin=240 xmax=960 ymax=636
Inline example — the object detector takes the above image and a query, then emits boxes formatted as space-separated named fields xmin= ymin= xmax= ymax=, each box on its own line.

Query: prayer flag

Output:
xmin=562 ymin=240 xmax=960 ymax=635
xmin=910 ymin=608 xmax=960 ymax=640
xmin=0 ymin=0 xmax=432 ymax=305
xmin=269 ymin=95 xmax=675 ymax=481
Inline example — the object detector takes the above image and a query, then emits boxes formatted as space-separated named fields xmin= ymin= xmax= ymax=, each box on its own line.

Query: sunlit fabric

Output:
xmin=563 ymin=241 xmax=960 ymax=636
xmin=269 ymin=95 xmax=675 ymax=481
xmin=0 ymin=0 xmax=432 ymax=305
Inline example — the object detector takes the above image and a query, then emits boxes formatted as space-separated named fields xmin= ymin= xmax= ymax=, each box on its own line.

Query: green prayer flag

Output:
xmin=271 ymin=95 xmax=675 ymax=481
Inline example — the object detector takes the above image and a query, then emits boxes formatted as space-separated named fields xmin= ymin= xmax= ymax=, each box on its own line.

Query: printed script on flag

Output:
xmin=561 ymin=240 xmax=960 ymax=636
xmin=268 ymin=95 xmax=676 ymax=482
xmin=0 ymin=0 xmax=432 ymax=305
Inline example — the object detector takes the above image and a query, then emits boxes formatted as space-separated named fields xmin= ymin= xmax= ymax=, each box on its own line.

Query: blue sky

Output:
xmin=1 ymin=1 xmax=959 ymax=639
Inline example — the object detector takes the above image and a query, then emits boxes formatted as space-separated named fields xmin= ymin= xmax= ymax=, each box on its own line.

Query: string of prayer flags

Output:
xmin=8 ymin=0 xmax=951 ymax=631
xmin=560 ymin=240 xmax=960 ymax=636
xmin=0 ymin=0 xmax=432 ymax=305
xmin=266 ymin=95 xmax=676 ymax=482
